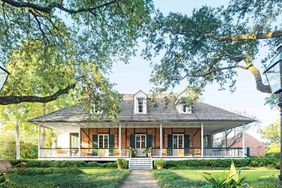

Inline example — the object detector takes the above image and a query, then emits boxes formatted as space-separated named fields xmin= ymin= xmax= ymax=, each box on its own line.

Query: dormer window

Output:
xmin=134 ymin=90 xmax=147 ymax=114
xmin=183 ymin=105 xmax=193 ymax=113
xmin=137 ymin=98 xmax=144 ymax=113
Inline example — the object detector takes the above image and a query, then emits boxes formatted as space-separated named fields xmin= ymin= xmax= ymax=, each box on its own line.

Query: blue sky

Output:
xmin=109 ymin=0 xmax=277 ymax=139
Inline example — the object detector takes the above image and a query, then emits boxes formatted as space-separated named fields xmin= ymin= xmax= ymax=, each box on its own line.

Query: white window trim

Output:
xmin=172 ymin=134 xmax=184 ymax=149
xmin=181 ymin=105 xmax=193 ymax=114
xmin=135 ymin=134 xmax=147 ymax=149
xmin=98 ymin=134 xmax=109 ymax=149
xmin=134 ymin=97 xmax=147 ymax=114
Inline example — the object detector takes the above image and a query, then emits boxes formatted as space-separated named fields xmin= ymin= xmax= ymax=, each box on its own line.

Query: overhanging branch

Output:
xmin=1 ymin=0 xmax=116 ymax=14
xmin=0 ymin=83 xmax=75 ymax=105
xmin=205 ymin=31 xmax=282 ymax=41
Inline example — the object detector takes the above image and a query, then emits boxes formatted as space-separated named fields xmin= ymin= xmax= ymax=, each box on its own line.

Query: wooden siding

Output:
xmin=81 ymin=127 xmax=201 ymax=150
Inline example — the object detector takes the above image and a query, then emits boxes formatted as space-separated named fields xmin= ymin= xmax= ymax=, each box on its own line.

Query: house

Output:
xmin=30 ymin=90 xmax=254 ymax=168
xmin=228 ymin=133 xmax=266 ymax=157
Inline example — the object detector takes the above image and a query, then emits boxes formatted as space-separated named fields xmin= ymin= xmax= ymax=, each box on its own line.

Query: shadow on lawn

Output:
xmin=1 ymin=168 xmax=129 ymax=188
xmin=153 ymin=170 xmax=206 ymax=188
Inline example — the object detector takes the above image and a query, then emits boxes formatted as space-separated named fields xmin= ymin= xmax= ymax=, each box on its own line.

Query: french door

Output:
xmin=135 ymin=134 xmax=146 ymax=157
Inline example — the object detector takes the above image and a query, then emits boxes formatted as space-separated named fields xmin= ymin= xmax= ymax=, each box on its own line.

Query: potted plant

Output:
xmin=116 ymin=158 xmax=127 ymax=169
xmin=154 ymin=159 xmax=166 ymax=170
xmin=143 ymin=147 xmax=151 ymax=157
xmin=131 ymin=148 xmax=137 ymax=157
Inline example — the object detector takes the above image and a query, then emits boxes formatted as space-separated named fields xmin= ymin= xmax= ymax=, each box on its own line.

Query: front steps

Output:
xmin=129 ymin=158 xmax=152 ymax=170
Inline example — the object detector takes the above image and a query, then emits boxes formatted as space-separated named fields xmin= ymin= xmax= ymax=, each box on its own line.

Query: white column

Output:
xmin=242 ymin=125 xmax=245 ymax=158
xmin=224 ymin=129 xmax=228 ymax=157
xmin=78 ymin=126 xmax=81 ymax=157
xmin=119 ymin=123 xmax=122 ymax=157
xmin=160 ymin=123 xmax=163 ymax=157
xmin=201 ymin=123 xmax=204 ymax=157
xmin=38 ymin=125 xmax=41 ymax=158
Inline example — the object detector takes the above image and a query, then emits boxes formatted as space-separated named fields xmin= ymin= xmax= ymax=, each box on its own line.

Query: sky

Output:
xmin=109 ymin=0 xmax=278 ymax=139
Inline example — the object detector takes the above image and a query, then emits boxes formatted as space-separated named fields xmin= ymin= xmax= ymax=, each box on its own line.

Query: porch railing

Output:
xmin=151 ymin=147 xmax=244 ymax=157
xmin=39 ymin=148 xmax=130 ymax=158
xmin=39 ymin=147 xmax=244 ymax=158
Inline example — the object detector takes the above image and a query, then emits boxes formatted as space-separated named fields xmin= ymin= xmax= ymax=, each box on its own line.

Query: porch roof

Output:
xmin=29 ymin=95 xmax=254 ymax=124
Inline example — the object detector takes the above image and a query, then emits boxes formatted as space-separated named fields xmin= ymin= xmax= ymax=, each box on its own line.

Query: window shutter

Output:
xmin=168 ymin=135 xmax=173 ymax=148
xmin=184 ymin=135 xmax=189 ymax=155
xmin=130 ymin=134 xmax=135 ymax=148
xmin=147 ymin=135 xmax=152 ymax=148
xmin=109 ymin=134 xmax=115 ymax=148
xmin=92 ymin=135 xmax=98 ymax=156
xmin=109 ymin=134 xmax=115 ymax=156
xmin=93 ymin=135 xmax=98 ymax=148
xmin=168 ymin=135 xmax=173 ymax=156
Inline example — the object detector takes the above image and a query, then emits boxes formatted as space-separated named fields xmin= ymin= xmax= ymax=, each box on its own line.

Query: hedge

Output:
xmin=8 ymin=167 xmax=82 ymax=175
xmin=163 ymin=157 xmax=279 ymax=169
xmin=9 ymin=160 xmax=117 ymax=168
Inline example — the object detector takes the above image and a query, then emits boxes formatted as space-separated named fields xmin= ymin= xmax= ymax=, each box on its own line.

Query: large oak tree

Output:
xmin=0 ymin=0 xmax=153 ymax=107
xmin=143 ymin=0 xmax=282 ymax=95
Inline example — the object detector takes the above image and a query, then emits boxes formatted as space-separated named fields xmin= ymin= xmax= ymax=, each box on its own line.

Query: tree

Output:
xmin=143 ymin=1 xmax=282 ymax=95
xmin=0 ymin=0 xmax=153 ymax=105
xmin=259 ymin=118 xmax=280 ymax=146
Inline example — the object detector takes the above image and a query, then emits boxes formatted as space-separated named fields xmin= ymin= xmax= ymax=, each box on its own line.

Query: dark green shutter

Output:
xmin=109 ymin=134 xmax=114 ymax=156
xmin=184 ymin=135 xmax=189 ymax=155
xmin=109 ymin=135 xmax=114 ymax=148
xmin=168 ymin=135 xmax=173 ymax=156
xmin=92 ymin=135 xmax=98 ymax=156
xmin=93 ymin=135 xmax=98 ymax=148
xmin=130 ymin=134 xmax=135 ymax=148
xmin=147 ymin=135 xmax=152 ymax=148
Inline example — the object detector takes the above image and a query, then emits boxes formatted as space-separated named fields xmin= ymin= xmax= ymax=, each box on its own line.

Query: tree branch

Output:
xmin=243 ymin=56 xmax=271 ymax=93
xmin=0 ymin=83 xmax=75 ymax=105
xmin=205 ymin=31 xmax=282 ymax=41
xmin=2 ymin=0 xmax=116 ymax=14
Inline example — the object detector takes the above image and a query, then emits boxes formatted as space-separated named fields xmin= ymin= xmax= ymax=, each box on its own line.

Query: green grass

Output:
xmin=1 ymin=168 xmax=129 ymax=188
xmin=153 ymin=168 xmax=279 ymax=188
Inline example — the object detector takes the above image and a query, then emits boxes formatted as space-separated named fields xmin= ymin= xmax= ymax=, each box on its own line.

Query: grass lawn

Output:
xmin=153 ymin=168 xmax=279 ymax=188
xmin=1 ymin=168 xmax=129 ymax=188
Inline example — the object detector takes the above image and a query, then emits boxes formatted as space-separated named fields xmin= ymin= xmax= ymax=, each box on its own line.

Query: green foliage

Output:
xmin=9 ymin=168 xmax=82 ymax=175
xmin=154 ymin=159 xmax=166 ymax=169
xmin=116 ymin=158 xmax=127 ymax=169
xmin=1 ymin=168 xmax=129 ymax=188
xmin=163 ymin=158 xmax=279 ymax=169
xmin=143 ymin=1 xmax=281 ymax=94
xmin=10 ymin=160 xmax=117 ymax=168
xmin=131 ymin=148 xmax=137 ymax=157
xmin=259 ymin=118 xmax=280 ymax=145
xmin=0 ymin=132 xmax=37 ymax=160
xmin=203 ymin=162 xmax=248 ymax=188
xmin=153 ymin=169 xmax=279 ymax=188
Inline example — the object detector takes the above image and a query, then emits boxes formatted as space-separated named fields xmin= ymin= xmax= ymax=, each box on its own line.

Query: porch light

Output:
xmin=263 ymin=44 xmax=282 ymax=186
xmin=0 ymin=62 xmax=9 ymax=91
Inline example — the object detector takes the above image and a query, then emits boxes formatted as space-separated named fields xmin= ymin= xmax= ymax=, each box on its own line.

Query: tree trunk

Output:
xmin=15 ymin=121 xmax=20 ymax=160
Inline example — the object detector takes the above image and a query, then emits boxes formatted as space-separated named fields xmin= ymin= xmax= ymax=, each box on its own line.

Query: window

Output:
xmin=98 ymin=134 xmax=109 ymax=149
xmin=70 ymin=133 xmax=79 ymax=148
xmin=182 ymin=105 xmax=193 ymax=113
xmin=172 ymin=134 xmax=184 ymax=148
xmin=137 ymin=98 xmax=144 ymax=113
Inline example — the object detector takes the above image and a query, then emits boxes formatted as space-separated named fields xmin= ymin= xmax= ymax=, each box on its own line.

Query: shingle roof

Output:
xmin=29 ymin=94 xmax=254 ymax=123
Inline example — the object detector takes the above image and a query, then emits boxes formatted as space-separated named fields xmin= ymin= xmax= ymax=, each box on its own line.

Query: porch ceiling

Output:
xmin=38 ymin=120 xmax=247 ymax=134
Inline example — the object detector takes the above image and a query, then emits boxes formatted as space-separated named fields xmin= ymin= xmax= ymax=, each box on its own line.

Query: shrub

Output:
xmin=10 ymin=160 xmax=117 ymax=168
xmin=164 ymin=157 xmax=279 ymax=169
xmin=116 ymin=158 xmax=127 ymax=169
xmin=8 ymin=167 xmax=82 ymax=175
xmin=154 ymin=159 xmax=166 ymax=169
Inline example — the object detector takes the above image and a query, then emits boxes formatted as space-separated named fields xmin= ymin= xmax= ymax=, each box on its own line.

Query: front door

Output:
xmin=135 ymin=134 xmax=146 ymax=157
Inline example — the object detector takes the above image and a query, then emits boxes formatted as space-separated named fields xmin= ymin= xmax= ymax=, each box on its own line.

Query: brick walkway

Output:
xmin=120 ymin=170 xmax=160 ymax=188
